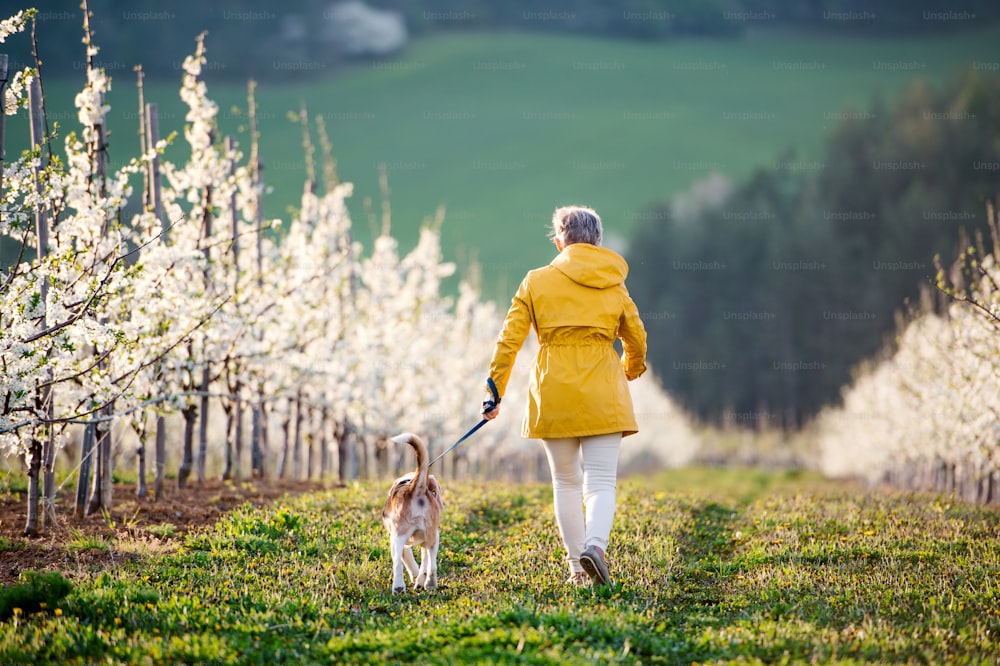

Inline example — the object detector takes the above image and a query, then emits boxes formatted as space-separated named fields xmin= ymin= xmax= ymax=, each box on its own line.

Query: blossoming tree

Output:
xmin=0 ymin=8 xmax=702 ymax=535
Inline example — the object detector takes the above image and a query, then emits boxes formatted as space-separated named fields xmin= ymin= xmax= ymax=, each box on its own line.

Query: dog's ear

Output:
xmin=427 ymin=475 xmax=443 ymax=503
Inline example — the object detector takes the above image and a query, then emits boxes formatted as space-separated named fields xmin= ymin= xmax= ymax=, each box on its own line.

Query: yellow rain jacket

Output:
xmin=488 ymin=243 xmax=647 ymax=439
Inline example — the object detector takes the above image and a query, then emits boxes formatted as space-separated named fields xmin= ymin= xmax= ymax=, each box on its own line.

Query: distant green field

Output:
xmin=7 ymin=28 xmax=998 ymax=297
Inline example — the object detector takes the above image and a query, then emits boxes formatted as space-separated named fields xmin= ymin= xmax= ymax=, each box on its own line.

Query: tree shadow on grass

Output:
xmin=642 ymin=499 xmax=751 ymax=662
xmin=672 ymin=500 xmax=739 ymax=609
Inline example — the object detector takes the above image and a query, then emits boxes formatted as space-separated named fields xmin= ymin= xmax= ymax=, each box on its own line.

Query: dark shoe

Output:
xmin=580 ymin=546 xmax=612 ymax=586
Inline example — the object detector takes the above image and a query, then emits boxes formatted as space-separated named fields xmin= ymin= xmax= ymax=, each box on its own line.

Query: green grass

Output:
xmin=6 ymin=29 xmax=998 ymax=297
xmin=65 ymin=529 xmax=110 ymax=554
xmin=0 ymin=571 xmax=72 ymax=622
xmin=2 ymin=468 xmax=997 ymax=664
xmin=0 ymin=474 xmax=28 ymax=498
xmin=144 ymin=522 xmax=176 ymax=540
xmin=0 ymin=537 xmax=26 ymax=553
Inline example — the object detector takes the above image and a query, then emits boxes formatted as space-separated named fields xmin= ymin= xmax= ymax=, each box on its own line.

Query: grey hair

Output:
xmin=550 ymin=205 xmax=603 ymax=247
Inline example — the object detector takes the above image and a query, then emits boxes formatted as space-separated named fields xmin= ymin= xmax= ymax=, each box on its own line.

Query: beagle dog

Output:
xmin=381 ymin=433 xmax=444 ymax=593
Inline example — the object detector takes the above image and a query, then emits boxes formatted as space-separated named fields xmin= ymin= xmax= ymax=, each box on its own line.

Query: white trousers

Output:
xmin=541 ymin=432 xmax=622 ymax=574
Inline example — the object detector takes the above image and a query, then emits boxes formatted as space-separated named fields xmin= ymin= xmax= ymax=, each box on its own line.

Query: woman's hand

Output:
xmin=482 ymin=399 xmax=500 ymax=420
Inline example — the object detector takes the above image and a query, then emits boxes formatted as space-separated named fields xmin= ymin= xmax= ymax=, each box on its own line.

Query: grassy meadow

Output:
xmin=7 ymin=28 xmax=999 ymax=297
xmin=2 ymin=467 xmax=997 ymax=664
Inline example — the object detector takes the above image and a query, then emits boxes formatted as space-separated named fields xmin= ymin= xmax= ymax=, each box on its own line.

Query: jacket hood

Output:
xmin=550 ymin=243 xmax=628 ymax=289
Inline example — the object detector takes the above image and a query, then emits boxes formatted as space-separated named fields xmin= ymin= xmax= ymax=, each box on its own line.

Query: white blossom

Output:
xmin=812 ymin=260 xmax=1000 ymax=494
xmin=0 ymin=9 xmax=26 ymax=43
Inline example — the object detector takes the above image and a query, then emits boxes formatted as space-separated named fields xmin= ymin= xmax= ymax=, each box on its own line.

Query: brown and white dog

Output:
xmin=381 ymin=433 xmax=444 ymax=594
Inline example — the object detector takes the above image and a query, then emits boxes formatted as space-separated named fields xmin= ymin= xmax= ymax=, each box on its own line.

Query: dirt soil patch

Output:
xmin=0 ymin=478 xmax=335 ymax=587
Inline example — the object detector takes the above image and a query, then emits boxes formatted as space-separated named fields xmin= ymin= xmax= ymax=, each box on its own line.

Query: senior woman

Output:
xmin=481 ymin=205 xmax=647 ymax=586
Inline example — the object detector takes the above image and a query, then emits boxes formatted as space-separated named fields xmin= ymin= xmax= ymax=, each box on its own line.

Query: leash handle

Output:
xmin=481 ymin=377 xmax=500 ymax=414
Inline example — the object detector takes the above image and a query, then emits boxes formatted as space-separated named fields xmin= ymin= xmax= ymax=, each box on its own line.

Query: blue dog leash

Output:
xmin=429 ymin=378 xmax=500 ymax=468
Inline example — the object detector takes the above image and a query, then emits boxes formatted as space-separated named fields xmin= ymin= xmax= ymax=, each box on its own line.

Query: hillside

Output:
xmin=5 ymin=29 xmax=998 ymax=297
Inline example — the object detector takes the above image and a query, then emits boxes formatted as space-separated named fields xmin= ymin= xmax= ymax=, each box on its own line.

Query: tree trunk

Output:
xmin=292 ymin=391 xmax=304 ymax=480
xmin=233 ymin=391 xmax=244 ymax=480
xmin=100 ymin=406 xmax=114 ymax=508
xmin=178 ymin=404 xmax=197 ymax=489
xmin=360 ymin=432 xmax=370 ymax=481
xmin=260 ymin=401 xmax=270 ymax=478
xmin=278 ymin=398 xmax=293 ymax=479
xmin=222 ymin=401 xmax=233 ymax=481
xmin=375 ymin=437 xmax=388 ymax=480
xmin=319 ymin=407 xmax=330 ymax=479
xmin=222 ymin=395 xmax=241 ymax=481
xmin=154 ymin=414 xmax=166 ymax=500
xmin=75 ymin=424 xmax=95 ymax=518
xmin=136 ymin=429 xmax=148 ymax=499
xmin=250 ymin=402 xmax=262 ymax=478
xmin=335 ymin=420 xmax=345 ymax=483
xmin=195 ymin=149 xmax=213 ymax=482
xmin=304 ymin=405 xmax=314 ymax=481
xmin=41 ymin=397 xmax=55 ymax=527
xmin=143 ymin=103 xmax=169 ymax=500
xmin=28 ymin=71 xmax=54 ymax=531
xmin=147 ymin=102 xmax=167 ymax=501
xmin=24 ymin=439 xmax=42 ymax=536
xmin=85 ymin=424 xmax=104 ymax=516
xmin=197 ymin=364 xmax=210 ymax=482
xmin=222 ymin=135 xmax=242 ymax=482
xmin=86 ymin=412 xmax=113 ymax=515
xmin=251 ymin=396 xmax=266 ymax=478
xmin=248 ymin=82 xmax=267 ymax=481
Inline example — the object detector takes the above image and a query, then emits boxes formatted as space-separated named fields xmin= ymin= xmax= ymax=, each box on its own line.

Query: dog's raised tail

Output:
xmin=391 ymin=432 xmax=429 ymax=494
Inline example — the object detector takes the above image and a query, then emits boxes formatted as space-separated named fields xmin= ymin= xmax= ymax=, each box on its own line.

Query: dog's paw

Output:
xmin=424 ymin=577 xmax=437 ymax=591
xmin=392 ymin=585 xmax=406 ymax=594
xmin=415 ymin=572 xmax=427 ymax=587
